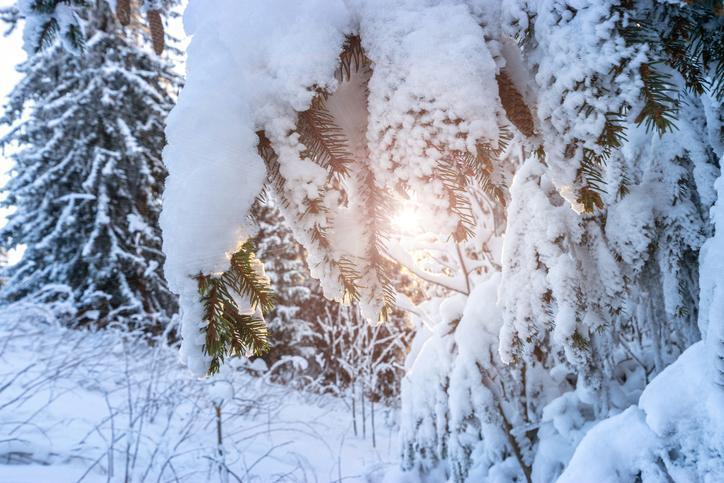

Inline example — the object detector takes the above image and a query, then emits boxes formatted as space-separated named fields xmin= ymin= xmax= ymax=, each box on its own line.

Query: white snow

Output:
xmin=161 ymin=0 xmax=517 ymax=368
xmin=561 ymin=342 xmax=724 ymax=482
xmin=6 ymin=1 xmax=721 ymax=481
xmin=699 ymin=163 xmax=724 ymax=394
xmin=0 ymin=304 xmax=400 ymax=482
xmin=161 ymin=0 xmax=356 ymax=372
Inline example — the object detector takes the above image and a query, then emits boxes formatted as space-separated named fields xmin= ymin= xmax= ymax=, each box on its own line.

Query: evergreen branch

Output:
xmin=30 ymin=0 xmax=61 ymax=15
xmin=337 ymin=35 xmax=368 ymax=82
xmin=660 ymin=8 xmax=709 ymax=96
xmin=35 ymin=18 xmax=60 ymax=52
xmin=255 ymin=34 xmax=378 ymax=310
xmin=256 ymin=130 xmax=361 ymax=303
xmin=597 ymin=111 xmax=628 ymax=151
xmin=256 ymin=131 xmax=288 ymax=208
xmin=470 ymin=129 xmax=511 ymax=206
xmin=567 ymin=107 xmax=628 ymax=212
xmin=226 ymin=240 xmax=275 ymax=315
xmin=63 ymin=21 xmax=85 ymax=52
xmin=0 ymin=6 xmax=20 ymax=36
xmin=26 ymin=1 xmax=90 ymax=52
xmin=636 ymin=63 xmax=679 ymax=134
xmin=434 ymin=126 xmax=510 ymax=240
xmin=197 ymin=237 xmax=275 ymax=374
xmin=224 ymin=310 xmax=269 ymax=357
xmin=577 ymin=147 xmax=607 ymax=211
xmin=297 ymin=95 xmax=354 ymax=177
xmin=198 ymin=270 xmax=270 ymax=376
xmin=335 ymin=255 xmax=362 ymax=303
xmin=358 ymin=162 xmax=396 ymax=321
xmin=621 ymin=1 xmax=723 ymax=100
xmin=435 ymin=153 xmax=476 ymax=242
xmin=313 ymin=225 xmax=362 ymax=303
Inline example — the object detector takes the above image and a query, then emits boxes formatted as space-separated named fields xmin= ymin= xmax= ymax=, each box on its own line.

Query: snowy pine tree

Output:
xmin=15 ymin=0 xmax=167 ymax=55
xmin=0 ymin=1 xmax=179 ymax=331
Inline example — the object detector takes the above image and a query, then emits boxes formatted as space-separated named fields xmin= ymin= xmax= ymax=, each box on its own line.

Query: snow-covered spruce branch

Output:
xmin=196 ymin=241 xmax=273 ymax=375
xmin=15 ymin=0 xmax=169 ymax=54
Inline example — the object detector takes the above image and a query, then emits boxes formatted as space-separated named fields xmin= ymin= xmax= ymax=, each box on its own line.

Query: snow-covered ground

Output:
xmin=0 ymin=304 xmax=399 ymax=482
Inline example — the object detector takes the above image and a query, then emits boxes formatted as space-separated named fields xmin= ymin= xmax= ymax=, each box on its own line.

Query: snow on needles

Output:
xmin=162 ymin=0 xmax=509 ymax=373
xmin=700 ymin=158 xmax=724 ymax=400
xmin=161 ymin=0 xmax=351 ymax=373
xmin=559 ymin=342 xmax=724 ymax=482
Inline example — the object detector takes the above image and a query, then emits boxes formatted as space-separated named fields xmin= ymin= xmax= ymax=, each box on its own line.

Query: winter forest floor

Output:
xmin=0 ymin=303 xmax=400 ymax=483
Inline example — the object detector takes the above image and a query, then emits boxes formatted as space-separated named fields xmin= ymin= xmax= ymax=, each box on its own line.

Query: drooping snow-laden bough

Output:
xmin=117 ymin=0 xmax=719 ymax=480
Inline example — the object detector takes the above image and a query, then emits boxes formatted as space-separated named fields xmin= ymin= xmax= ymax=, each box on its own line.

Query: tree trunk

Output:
xmin=371 ymin=398 xmax=376 ymax=448
xmin=361 ymin=389 xmax=366 ymax=440
xmin=352 ymin=386 xmax=358 ymax=437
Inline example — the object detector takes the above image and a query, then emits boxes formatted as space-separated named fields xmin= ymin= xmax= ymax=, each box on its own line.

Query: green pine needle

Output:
xmin=197 ymin=242 xmax=274 ymax=375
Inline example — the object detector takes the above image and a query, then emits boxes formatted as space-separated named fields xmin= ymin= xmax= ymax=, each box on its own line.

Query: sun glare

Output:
xmin=390 ymin=203 xmax=421 ymax=235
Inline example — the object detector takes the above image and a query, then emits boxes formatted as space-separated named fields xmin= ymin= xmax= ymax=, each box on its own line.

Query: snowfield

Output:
xmin=0 ymin=304 xmax=399 ymax=482
xmin=2 ymin=299 xmax=722 ymax=482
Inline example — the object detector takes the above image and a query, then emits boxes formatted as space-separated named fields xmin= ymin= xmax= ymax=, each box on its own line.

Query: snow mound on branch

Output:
xmin=162 ymin=0 xmax=508 ymax=373
xmin=559 ymin=342 xmax=724 ymax=482
xmin=361 ymin=0 xmax=502 ymax=190
xmin=160 ymin=0 xmax=352 ymax=373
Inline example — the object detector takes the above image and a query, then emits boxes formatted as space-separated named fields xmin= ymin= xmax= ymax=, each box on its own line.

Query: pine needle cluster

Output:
xmin=571 ymin=0 xmax=723 ymax=213
xmin=621 ymin=0 xmax=723 ymax=130
xmin=251 ymin=35 xmax=519 ymax=325
xmin=29 ymin=0 xmax=87 ymax=52
xmin=256 ymin=130 xmax=362 ymax=304
xmin=198 ymin=241 xmax=273 ymax=375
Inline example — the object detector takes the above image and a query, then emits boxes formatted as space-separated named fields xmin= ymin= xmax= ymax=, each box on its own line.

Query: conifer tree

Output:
xmin=158 ymin=0 xmax=721 ymax=376
xmin=0 ymin=1 xmax=178 ymax=331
